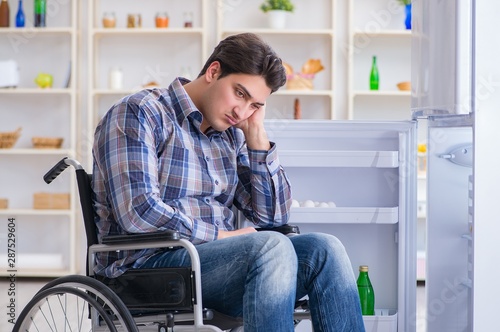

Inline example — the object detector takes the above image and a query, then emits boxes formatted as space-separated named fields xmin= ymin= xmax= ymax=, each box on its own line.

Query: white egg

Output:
xmin=301 ymin=200 xmax=315 ymax=208
xmin=318 ymin=202 xmax=329 ymax=208
xmin=327 ymin=201 xmax=337 ymax=208
xmin=291 ymin=199 xmax=300 ymax=207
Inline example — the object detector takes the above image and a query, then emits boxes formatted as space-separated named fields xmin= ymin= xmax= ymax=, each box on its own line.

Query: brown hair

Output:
xmin=198 ymin=33 xmax=286 ymax=93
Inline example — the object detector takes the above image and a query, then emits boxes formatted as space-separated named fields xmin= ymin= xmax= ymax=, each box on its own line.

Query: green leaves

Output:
xmin=260 ymin=0 xmax=294 ymax=13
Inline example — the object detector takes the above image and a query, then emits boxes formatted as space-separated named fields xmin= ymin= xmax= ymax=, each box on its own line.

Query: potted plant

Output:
xmin=260 ymin=0 xmax=294 ymax=29
xmin=398 ymin=0 xmax=412 ymax=30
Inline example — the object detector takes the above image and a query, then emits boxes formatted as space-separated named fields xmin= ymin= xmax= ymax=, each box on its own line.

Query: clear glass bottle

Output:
xmin=183 ymin=11 xmax=193 ymax=28
xmin=34 ymin=0 xmax=46 ymax=27
xmin=369 ymin=55 xmax=379 ymax=91
xmin=0 ymin=0 xmax=10 ymax=28
xmin=15 ymin=0 xmax=25 ymax=27
xmin=357 ymin=265 xmax=375 ymax=315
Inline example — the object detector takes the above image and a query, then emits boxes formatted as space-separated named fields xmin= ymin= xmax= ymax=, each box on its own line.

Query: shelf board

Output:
xmin=353 ymin=90 xmax=411 ymax=97
xmin=275 ymin=89 xmax=333 ymax=97
xmin=0 ymin=209 xmax=72 ymax=216
xmin=353 ymin=29 xmax=411 ymax=37
xmin=0 ymin=88 xmax=73 ymax=95
xmin=0 ymin=27 xmax=74 ymax=35
xmin=92 ymin=27 xmax=204 ymax=36
xmin=0 ymin=149 xmax=73 ymax=155
xmin=279 ymin=150 xmax=399 ymax=168
xmin=221 ymin=28 xmax=334 ymax=36
xmin=93 ymin=88 xmax=144 ymax=96
xmin=0 ymin=270 xmax=70 ymax=278
xmin=289 ymin=207 xmax=399 ymax=224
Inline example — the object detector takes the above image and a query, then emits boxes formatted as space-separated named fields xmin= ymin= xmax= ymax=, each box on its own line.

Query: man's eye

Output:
xmin=251 ymin=104 xmax=260 ymax=110
xmin=236 ymin=89 xmax=244 ymax=98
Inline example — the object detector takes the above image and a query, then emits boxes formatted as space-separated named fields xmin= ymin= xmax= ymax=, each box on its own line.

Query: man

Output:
xmin=92 ymin=33 xmax=365 ymax=331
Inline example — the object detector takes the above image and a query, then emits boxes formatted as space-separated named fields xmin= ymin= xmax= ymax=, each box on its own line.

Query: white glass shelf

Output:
xmin=289 ymin=207 xmax=399 ymax=224
xmin=279 ymin=150 xmax=399 ymax=168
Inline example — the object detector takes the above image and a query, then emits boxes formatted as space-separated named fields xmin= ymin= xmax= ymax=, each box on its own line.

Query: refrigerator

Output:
xmin=413 ymin=0 xmax=500 ymax=331
xmin=259 ymin=1 xmax=500 ymax=331
xmin=262 ymin=120 xmax=417 ymax=332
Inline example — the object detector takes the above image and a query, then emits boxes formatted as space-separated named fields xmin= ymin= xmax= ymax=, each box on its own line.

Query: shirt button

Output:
xmin=205 ymin=156 xmax=210 ymax=161
xmin=215 ymin=180 xmax=219 ymax=185
xmin=205 ymin=198 xmax=210 ymax=203
xmin=215 ymin=220 xmax=220 ymax=226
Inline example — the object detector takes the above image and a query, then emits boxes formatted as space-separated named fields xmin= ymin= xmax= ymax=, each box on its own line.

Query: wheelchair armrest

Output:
xmin=256 ymin=224 xmax=300 ymax=235
xmin=101 ymin=229 xmax=180 ymax=245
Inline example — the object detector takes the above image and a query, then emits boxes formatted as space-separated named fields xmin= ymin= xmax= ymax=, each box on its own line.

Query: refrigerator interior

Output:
xmin=251 ymin=120 xmax=418 ymax=332
xmin=425 ymin=121 xmax=473 ymax=332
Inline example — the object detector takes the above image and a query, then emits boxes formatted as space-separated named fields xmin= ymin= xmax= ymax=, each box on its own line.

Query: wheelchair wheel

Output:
xmin=15 ymin=275 xmax=138 ymax=332
xmin=14 ymin=286 xmax=120 ymax=331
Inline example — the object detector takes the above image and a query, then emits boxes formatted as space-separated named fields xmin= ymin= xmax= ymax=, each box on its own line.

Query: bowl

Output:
xmin=397 ymin=81 xmax=411 ymax=91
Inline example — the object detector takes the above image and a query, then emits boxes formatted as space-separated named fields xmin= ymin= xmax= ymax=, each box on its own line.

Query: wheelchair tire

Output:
xmin=16 ymin=274 xmax=138 ymax=332
xmin=14 ymin=286 xmax=119 ymax=331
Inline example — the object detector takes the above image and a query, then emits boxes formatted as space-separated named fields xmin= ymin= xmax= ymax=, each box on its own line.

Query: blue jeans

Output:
xmin=139 ymin=232 xmax=365 ymax=332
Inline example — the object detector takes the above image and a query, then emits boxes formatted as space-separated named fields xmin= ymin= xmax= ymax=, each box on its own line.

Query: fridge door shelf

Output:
xmin=363 ymin=309 xmax=398 ymax=332
xmin=289 ymin=207 xmax=399 ymax=224
xmin=279 ymin=150 xmax=399 ymax=168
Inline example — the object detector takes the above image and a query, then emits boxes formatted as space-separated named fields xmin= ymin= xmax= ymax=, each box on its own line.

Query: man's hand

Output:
xmin=218 ymin=226 xmax=257 ymax=239
xmin=235 ymin=105 xmax=271 ymax=151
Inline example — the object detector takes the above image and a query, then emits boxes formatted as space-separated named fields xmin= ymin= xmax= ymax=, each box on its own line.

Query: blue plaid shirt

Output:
xmin=92 ymin=78 xmax=292 ymax=277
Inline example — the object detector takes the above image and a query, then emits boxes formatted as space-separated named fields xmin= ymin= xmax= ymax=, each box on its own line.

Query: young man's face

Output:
xmin=200 ymin=64 xmax=272 ymax=132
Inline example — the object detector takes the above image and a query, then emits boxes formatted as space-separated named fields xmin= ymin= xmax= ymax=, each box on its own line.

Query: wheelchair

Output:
xmin=14 ymin=157 xmax=309 ymax=331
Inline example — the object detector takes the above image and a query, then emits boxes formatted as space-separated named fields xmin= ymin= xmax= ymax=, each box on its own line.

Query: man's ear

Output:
xmin=205 ymin=61 xmax=221 ymax=82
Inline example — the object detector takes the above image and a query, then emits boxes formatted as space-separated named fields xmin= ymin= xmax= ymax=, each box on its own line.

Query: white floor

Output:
xmin=0 ymin=278 xmax=426 ymax=331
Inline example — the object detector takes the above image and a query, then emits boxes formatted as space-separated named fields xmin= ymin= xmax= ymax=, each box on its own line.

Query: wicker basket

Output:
xmin=34 ymin=192 xmax=70 ymax=210
xmin=286 ymin=74 xmax=314 ymax=90
xmin=32 ymin=137 xmax=64 ymax=149
xmin=0 ymin=127 xmax=21 ymax=149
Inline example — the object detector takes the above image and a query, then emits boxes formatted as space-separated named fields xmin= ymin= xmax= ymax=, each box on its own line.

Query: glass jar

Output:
xmin=183 ymin=11 xmax=193 ymax=28
xmin=127 ymin=13 xmax=141 ymax=28
xmin=102 ymin=12 xmax=116 ymax=28
xmin=155 ymin=12 xmax=169 ymax=28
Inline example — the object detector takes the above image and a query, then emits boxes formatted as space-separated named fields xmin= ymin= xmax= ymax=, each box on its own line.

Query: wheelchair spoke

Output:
xmin=15 ymin=287 xmax=119 ymax=332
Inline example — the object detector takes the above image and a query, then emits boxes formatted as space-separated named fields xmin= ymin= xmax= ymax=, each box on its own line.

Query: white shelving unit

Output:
xmin=216 ymin=0 xmax=336 ymax=120
xmin=0 ymin=0 xmax=78 ymax=277
xmin=86 ymin=0 xmax=208 ymax=167
xmin=347 ymin=1 xmax=412 ymax=120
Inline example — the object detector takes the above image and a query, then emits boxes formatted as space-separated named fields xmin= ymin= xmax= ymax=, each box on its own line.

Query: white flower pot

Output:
xmin=267 ymin=10 xmax=287 ymax=29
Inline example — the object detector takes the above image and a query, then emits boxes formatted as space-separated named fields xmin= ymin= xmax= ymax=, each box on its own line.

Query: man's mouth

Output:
xmin=226 ymin=114 xmax=237 ymax=126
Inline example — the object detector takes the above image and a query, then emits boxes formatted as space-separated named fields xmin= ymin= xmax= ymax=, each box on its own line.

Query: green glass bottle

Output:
xmin=34 ymin=0 xmax=46 ymax=27
xmin=357 ymin=265 xmax=375 ymax=315
xmin=369 ymin=56 xmax=379 ymax=90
